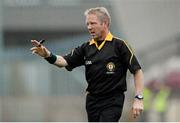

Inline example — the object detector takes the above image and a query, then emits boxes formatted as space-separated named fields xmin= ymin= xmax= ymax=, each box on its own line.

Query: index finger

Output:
xmin=31 ymin=40 xmax=40 ymax=47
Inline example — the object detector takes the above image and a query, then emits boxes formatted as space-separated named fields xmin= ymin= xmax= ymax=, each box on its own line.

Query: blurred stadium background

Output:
xmin=0 ymin=0 xmax=180 ymax=121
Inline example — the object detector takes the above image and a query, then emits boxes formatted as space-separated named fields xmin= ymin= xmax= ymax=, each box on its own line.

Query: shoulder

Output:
xmin=113 ymin=36 xmax=135 ymax=53
xmin=83 ymin=41 xmax=90 ymax=47
xmin=76 ymin=41 xmax=89 ymax=49
xmin=113 ymin=36 xmax=132 ymax=47
xmin=113 ymin=36 xmax=129 ymax=45
xmin=112 ymin=36 xmax=126 ymax=47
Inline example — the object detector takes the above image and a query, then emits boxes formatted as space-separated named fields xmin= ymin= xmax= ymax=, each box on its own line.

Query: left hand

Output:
xmin=132 ymin=99 xmax=144 ymax=119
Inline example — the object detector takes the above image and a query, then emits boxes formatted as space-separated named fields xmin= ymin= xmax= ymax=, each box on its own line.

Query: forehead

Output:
xmin=86 ymin=14 xmax=99 ymax=22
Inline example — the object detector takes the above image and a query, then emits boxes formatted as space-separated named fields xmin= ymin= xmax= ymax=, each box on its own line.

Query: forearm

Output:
xmin=53 ymin=55 xmax=68 ymax=68
xmin=134 ymin=69 xmax=144 ymax=95
xmin=132 ymin=69 xmax=144 ymax=118
xmin=44 ymin=52 xmax=68 ymax=68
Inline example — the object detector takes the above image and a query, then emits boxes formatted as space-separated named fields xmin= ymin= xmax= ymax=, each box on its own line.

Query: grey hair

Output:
xmin=84 ymin=7 xmax=111 ymax=27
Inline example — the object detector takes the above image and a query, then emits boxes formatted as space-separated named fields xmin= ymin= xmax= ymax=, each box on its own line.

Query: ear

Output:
xmin=103 ymin=21 xmax=108 ymax=28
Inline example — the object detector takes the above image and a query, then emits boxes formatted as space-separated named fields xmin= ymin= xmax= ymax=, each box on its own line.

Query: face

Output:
xmin=86 ymin=14 xmax=106 ymax=40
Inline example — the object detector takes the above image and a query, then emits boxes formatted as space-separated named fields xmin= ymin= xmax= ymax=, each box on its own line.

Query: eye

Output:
xmin=91 ymin=22 xmax=97 ymax=26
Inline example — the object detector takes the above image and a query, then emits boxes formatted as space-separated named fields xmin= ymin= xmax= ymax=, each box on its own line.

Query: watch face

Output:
xmin=135 ymin=95 xmax=143 ymax=99
xmin=138 ymin=95 xmax=143 ymax=98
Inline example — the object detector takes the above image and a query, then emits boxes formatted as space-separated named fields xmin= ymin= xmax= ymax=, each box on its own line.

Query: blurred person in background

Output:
xmin=141 ymin=79 xmax=170 ymax=122
xmin=153 ymin=81 xmax=171 ymax=122
xmin=30 ymin=7 xmax=144 ymax=122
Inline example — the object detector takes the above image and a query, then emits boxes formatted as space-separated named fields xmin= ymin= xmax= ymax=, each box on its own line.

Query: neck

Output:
xmin=95 ymin=29 xmax=109 ymax=41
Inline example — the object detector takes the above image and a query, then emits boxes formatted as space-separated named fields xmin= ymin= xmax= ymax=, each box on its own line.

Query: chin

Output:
xmin=92 ymin=35 xmax=98 ymax=39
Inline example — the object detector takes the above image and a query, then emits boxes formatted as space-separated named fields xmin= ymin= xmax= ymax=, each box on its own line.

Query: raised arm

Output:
xmin=30 ymin=40 xmax=68 ymax=67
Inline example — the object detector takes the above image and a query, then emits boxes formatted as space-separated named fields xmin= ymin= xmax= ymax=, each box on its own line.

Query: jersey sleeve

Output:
xmin=63 ymin=44 xmax=85 ymax=71
xmin=120 ymin=40 xmax=141 ymax=74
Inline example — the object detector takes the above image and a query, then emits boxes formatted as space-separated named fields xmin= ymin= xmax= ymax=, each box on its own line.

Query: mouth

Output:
xmin=89 ymin=31 xmax=96 ymax=36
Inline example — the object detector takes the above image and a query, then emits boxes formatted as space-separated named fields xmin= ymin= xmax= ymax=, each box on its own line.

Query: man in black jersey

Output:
xmin=31 ymin=7 xmax=144 ymax=122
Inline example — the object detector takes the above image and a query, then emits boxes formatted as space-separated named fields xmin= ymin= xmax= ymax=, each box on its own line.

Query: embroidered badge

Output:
xmin=106 ymin=62 xmax=115 ymax=74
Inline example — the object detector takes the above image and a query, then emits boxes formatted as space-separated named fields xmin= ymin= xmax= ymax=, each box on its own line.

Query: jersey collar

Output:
xmin=89 ymin=32 xmax=113 ymax=50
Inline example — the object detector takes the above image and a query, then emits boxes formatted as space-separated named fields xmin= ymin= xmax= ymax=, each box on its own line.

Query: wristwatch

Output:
xmin=135 ymin=95 xmax=144 ymax=100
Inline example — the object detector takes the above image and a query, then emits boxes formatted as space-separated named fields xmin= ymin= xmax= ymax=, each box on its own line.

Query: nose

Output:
xmin=87 ymin=24 xmax=92 ymax=30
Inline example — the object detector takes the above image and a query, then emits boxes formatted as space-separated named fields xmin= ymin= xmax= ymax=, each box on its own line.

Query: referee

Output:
xmin=31 ymin=7 xmax=144 ymax=122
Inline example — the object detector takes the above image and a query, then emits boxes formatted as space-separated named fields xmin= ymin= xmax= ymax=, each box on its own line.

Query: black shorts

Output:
xmin=86 ymin=92 xmax=125 ymax=122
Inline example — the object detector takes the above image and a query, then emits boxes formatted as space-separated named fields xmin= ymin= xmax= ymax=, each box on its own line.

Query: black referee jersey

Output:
xmin=63 ymin=32 xmax=141 ymax=95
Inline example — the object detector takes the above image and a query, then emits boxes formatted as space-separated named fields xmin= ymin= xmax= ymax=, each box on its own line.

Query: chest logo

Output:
xmin=85 ymin=60 xmax=92 ymax=65
xmin=106 ymin=62 xmax=115 ymax=74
